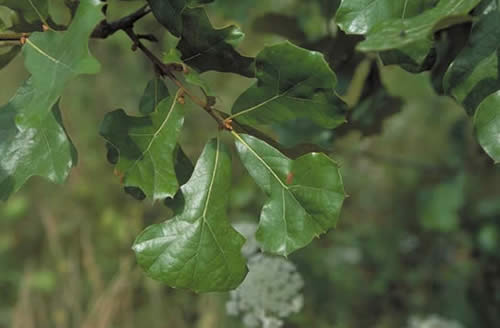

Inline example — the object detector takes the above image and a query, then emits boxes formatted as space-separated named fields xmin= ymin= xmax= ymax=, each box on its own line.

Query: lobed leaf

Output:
xmin=148 ymin=0 xmax=253 ymax=76
xmin=19 ymin=0 xmax=101 ymax=124
xmin=230 ymin=42 xmax=347 ymax=130
xmin=176 ymin=8 xmax=254 ymax=77
xmin=100 ymin=92 xmax=185 ymax=201
xmin=133 ymin=138 xmax=247 ymax=292
xmin=0 ymin=80 xmax=77 ymax=201
xmin=234 ymin=133 xmax=345 ymax=256
xmin=0 ymin=0 xmax=102 ymax=201
xmin=443 ymin=10 xmax=500 ymax=115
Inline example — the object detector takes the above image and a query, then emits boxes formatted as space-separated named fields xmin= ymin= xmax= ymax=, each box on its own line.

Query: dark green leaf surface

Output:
xmin=474 ymin=91 xmax=500 ymax=162
xmin=139 ymin=78 xmax=170 ymax=115
xmin=336 ymin=0 xmax=435 ymax=34
xmin=234 ymin=133 xmax=345 ymax=256
xmin=19 ymin=0 xmax=101 ymax=124
xmin=357 ymin=0 xmax=480 ymax=52
xmin=100 ymin=93 xmax=185 ymax=201
xmin=147 ymin=0 xmax=214 ymax=37
xmin=176 ymin=8 xmax=254 ymax=77
xmin=133 ymin=138 xmax=247 ymax=292
xmin=0 ymin=0 xmax=101 ymax=201
xmin=230 ymin=42 xmax=347 ymax=129
xmin=0 ymin=0 xmax=48 ymax=25
xmin=0 ymin=80 xmax=76 ymax=201
xmin=444 ymin=11 xmax=500 ymax=114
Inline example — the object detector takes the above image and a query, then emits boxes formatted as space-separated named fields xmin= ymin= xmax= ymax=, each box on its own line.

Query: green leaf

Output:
xmin=233 ymin=133 xmax=345 ymax=256
xmin=0 ymin=0 xmax=102 ymax=201
xmin=139 ymin=78 xmax=170 ymax=115
xmin=336 ymin=0 xmax=435 ymax=35
xmin=163 ymin=49 xmax=213 ymax=96
xmin=147 ymin=0 xmax=214 ymax=37
xmin=474 ymin=91 xmax=500 ymax=162
xmin=176 ymin=8 xmax=254 ymax=77
xmin=0 ymin=80 xmax=77 ymax=201
xmin=19 ymin=0 xmax=101 ymax=124
xmin=133 ymin=138 xmax=247 ymax=292
xmin=443 ymin=11 xmax=500 ymax=115
xmin=230 ymin=42 xmax=347 ymax=129
xmin=0 ymin=0 xmax=49 ymax=25
xmin=99 ymin=92 xmax=185 ymax=201
xmin=356 ymin=0 xmax=481 ymax=52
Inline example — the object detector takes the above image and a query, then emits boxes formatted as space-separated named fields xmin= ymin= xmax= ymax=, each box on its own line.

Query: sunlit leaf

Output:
xmin=336 ymin=0 xmax=435 ymax=35
xmin=19 ymin=0 xmax=101 ymax=124
xmin=100 ymin=92 xmax=185 ymax=201
xmin=133 ymin=138 xmax=247 ymax=292
xmin=356 ymin=0 xmax=480 ymax=52
xmin=230 ymin=42 xmax=346 ymax=130
xmin=234 ymin=133 xmax=345 ymax=256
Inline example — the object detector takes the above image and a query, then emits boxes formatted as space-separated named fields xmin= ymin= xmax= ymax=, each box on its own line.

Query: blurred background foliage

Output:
xmin=1 ymin=0 xmax=499 ymax=327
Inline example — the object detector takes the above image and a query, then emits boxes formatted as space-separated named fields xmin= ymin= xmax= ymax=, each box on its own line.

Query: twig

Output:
xmin=91 ymin=5 xmax=152 ymax=39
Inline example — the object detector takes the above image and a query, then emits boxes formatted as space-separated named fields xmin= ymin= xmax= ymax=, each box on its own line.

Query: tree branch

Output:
xmin=91 ymin=5 xmax=151 ymax=39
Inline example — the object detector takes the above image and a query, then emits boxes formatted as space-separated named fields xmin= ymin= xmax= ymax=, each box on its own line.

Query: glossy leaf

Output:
xmin=133 ymin=138 xmax=247 ymax=292
xmin=139 ymin=78 xmax=170 ymax=115
xmin=443 ymin=11 xmax=500 ymax=114
xmin=474 ymin=91 xmax=500 ymax=162
xmin=147 ymin=0 xmax=214 ymax=37
xmin=230 ymin=42 xmax=347 ymax=129
xmin=177 ymin=8 xmax=254 ymax=77
xmin=0 ymin=80 xmax=76 ymax=201
xmin=357 ymin=0 xmax=480 ymax=52
xmin=234 ymin=133 xmax=345 ymax=256
xmin=19 ymin=0 xmax=101 ymax=124
xmin=0 ymin=0 xmax=101 ymax=201
xmin=100 ymin=93 xmax=185 ymax=201
xmin=336 ymin=0 xmax=435 ymax=34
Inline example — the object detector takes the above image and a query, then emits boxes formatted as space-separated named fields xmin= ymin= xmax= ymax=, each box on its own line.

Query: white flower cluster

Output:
xmin=228 ymin=223 xmax=304 ymax=328
xmin=233 ymin=222 xmax=259 ymax=257
xmin=407 ymin=314 xmax=465 ymax=328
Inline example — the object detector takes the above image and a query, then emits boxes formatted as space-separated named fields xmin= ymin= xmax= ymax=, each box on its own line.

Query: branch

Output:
xmin=91 ymin=5 xmax=152 ymax=39
xmin=0 ymin=5 xmax=153 ymax=43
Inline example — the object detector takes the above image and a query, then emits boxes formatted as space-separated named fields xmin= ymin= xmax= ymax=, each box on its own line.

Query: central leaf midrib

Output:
xmin=127 ymin=97 xmax=179 ymax=174
xmin=230 ymin=75 xmax=312 ymax=121
xmin=235 ymin=133 xmax=325 ymax=238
